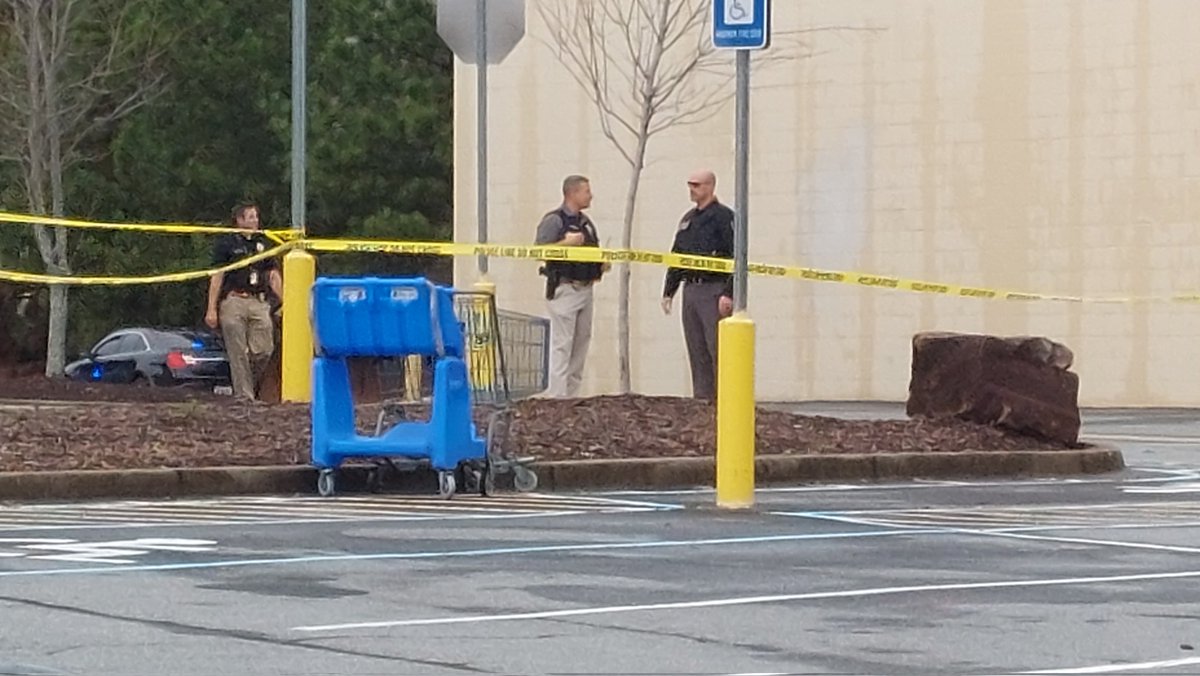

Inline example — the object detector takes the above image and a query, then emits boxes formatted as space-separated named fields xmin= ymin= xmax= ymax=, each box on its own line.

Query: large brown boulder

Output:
xmin=905 ymin=332 xmax=1080 ymax=446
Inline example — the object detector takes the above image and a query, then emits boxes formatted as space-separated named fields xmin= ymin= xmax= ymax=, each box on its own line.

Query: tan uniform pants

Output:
xmin=546 ymin=282 xmax=594 ymax=398
xmin=219 ymin=294 xmax=275 ymax=400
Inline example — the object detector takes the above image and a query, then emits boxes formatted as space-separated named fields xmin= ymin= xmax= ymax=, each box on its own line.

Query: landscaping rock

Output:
xmin=906 ymin=332 xmax=1081 ymax=446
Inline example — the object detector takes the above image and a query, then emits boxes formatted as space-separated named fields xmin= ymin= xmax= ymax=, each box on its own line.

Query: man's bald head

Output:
xmin=686 ymin=169 xmax=717 ymax=207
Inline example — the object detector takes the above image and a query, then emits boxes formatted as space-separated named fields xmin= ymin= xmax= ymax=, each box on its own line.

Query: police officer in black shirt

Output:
xmin=661 ymin=170 xmax=734 ymax=401
xmin=205 ymin=202 xmax=282 ymax=401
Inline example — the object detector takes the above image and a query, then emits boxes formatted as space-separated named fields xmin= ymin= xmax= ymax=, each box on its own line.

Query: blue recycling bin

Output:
xmin=309 ymin=276 xmax=485 ymax=498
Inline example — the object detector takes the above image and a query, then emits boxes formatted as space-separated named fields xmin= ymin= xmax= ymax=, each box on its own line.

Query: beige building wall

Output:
xmin=453 ymin=0 xmax=1200 ymax=406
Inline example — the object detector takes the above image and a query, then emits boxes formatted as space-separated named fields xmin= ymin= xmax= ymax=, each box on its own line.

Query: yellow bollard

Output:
xmin=716 ymin=312 xmax=756 ymax=508
xmin=473 ymin=278 xmax=496 ymax=296
xmin=403 ymin=354 xmax=423 ymax=402
xmin=468 ymin=278 xmax=498 ymax=393
xmin=280 ymin=249 xmax=316 ymax=402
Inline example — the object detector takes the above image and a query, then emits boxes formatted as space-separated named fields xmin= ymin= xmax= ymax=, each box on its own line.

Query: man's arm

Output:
xmin=717 ymin=207 xmax=735 ymax=298
xmin=662 ymin=229 xmax=685 ymax=300
xmin=205 ymin=273 xmax=223 ymax=329
xmin=268 ymin=268 xmax=283 ymax=300
xmin=717 ymin=207 xmax=735 ymax=258
xmin=536 ymin=213 xmax=584 ymax=246
xmin=535 ymin=213 xmax=564 ymax=245
xmin=206 ymin=236 xmax=229 ymax=329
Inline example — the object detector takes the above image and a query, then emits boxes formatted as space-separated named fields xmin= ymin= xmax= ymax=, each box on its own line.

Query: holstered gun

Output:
xmin=539 ymin=265 xmax=560 ymax=300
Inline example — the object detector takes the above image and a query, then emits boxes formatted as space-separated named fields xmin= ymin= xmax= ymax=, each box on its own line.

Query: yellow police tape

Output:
xmin=0 ymin=217 xmax=1197 ymax=303
xmin=302 ymin=237 xmax=1198 ymax=304
xmin=0 ymin=211 xmax=298 ymax=242
xmin=0 ymin=242 xmax=294 ymax=285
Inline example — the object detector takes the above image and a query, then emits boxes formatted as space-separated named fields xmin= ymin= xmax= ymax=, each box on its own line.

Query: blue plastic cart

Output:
xmin=309 ymin=276 xmax=493 ymax=498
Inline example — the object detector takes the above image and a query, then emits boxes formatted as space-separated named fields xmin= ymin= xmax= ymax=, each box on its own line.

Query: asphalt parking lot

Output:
xmin=3 ymin=404 xmax=1200 ymax=676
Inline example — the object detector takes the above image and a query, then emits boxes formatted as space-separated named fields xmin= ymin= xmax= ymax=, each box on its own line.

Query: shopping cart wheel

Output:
xmin=317 ymin=469 xmax=336 ymax=497
xmin=513 ymin=466 xmax=538 ymax=493
xmin=365 ymin=466 xmax=384 ymax=493
xmin=482 ymin=462 xmax=497 ymax=497
xmin=437 ymin=471 xmax=457 ymax=500
xmin=461 ymin=464 xmax=482 ymax=494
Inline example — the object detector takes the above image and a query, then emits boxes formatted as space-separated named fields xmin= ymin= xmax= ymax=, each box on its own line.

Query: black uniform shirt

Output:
xmin=212 ymin=231 xmax=278 ymax=299
xmin=662 ymin=200 xmax=735 ymax=299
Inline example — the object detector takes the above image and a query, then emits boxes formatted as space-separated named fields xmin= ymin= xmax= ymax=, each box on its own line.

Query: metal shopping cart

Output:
xmin=363 ymin=290 xmax=548 ymax=496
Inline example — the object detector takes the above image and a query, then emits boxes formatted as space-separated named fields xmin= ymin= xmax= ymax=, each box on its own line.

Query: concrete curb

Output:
xmin=0 ymin=446 xmax=1124 ymax=502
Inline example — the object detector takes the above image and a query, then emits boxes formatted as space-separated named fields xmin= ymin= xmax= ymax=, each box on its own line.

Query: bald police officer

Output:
xmin=661 ymin=169 xmax=734 ymax=401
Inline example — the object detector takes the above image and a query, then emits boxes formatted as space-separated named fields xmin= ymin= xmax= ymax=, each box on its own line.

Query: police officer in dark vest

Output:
xmin=205 ymin=202 xmax=282 ymax=401
xmin=535 ymin=175 xmax=608 ymax=398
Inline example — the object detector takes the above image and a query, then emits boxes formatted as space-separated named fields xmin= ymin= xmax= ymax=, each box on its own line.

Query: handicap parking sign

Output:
xmin=724 ymin=0 xmax=753 ymax=25
xmin=712 ymin=0 xmax=770 ymax=50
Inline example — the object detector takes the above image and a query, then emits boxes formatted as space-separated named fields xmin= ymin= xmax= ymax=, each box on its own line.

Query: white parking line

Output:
xmin=291 ymin=568 xmax=1200 ymax=632
xmin=1084 ymin=433 xmax=1200 ymax=445
xmin=594 ymin=470 xmax=1200 ymax=497
xmin=1019 ymin=655 xmax=1200 ymax=674
xmin=780 ymin=510 xmax=1200 ymax=557
xmin=957 ymin=530 xmax=1200 ymax=555
xmin=0 ymin=493 xmax=681 ymax=533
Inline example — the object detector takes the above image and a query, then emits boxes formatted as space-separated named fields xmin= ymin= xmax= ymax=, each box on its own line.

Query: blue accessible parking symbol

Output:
xmin=712 ymin=0 xmax=771 ymax=50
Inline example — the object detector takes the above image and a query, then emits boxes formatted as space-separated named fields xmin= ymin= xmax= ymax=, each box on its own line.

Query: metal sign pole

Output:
xmin=713 ymin=0 xmax=768 ymax=510
xmin=281 ymin=0 xmax=315 ymax=403
xmin=476 ymin=0 xmax=489 ymax=275
xmin=733 ymin=49 xmax=749 ymax=312
xmin=291 ymin=0 xmax=306 ymax=232
xmin=436 ymin=0 xmax=525 ymax=277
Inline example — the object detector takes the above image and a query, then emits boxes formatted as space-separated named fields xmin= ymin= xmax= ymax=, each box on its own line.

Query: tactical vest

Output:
xmin=543 ymin=208 xmax=602 ymax=282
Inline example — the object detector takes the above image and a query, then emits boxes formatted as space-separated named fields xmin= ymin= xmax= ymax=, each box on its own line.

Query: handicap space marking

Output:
xmin=0 ymin=493 xmax=682 ymax=532
xmin=0 ymin=538 xmax=216 ymax=565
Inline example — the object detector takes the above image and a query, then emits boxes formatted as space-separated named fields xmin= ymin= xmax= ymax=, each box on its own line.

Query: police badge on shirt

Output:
xmin=249 ymin=240 xmax=265 ymax=286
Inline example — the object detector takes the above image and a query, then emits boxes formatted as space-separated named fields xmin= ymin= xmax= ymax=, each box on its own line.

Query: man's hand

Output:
xmin=562 ymin=231 xmax=585 ymax=246
xmin=661 ymin=297 xmax=673 ymax=315
xmin=718 ymin=295 xmax=733 ymax=317
xmin=601 ymin=262 xmax=612 ymax=274
xmin=204 ymin=309 xmax=219 ymax=330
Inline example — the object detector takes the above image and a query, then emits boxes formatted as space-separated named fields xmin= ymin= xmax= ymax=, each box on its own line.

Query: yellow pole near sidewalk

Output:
xmin=468 ymin=278 xmax=498 ymax=392
xmin=280 ymin=248 xmax=316 ymax=402
xmin=716 ymin=312 xmax=755 ymax=509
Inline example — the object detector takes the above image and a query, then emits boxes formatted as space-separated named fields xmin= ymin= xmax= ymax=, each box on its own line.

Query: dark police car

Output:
xmin=64 ymin=327 xmax=231 ymax=389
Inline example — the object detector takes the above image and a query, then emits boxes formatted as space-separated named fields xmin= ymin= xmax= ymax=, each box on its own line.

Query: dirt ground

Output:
xmin=0 ymin=375 xmax=1071 ymax=473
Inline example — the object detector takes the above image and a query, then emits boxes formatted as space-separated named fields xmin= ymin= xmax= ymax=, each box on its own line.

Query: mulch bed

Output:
xmin=0 ymin=376 xmax=1071 ymax=473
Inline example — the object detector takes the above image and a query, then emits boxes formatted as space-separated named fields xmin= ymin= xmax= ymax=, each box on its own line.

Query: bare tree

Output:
xmin=0 ymin=0 xmax=164 ymax=376
xmin=537 ymin=0 xmax=778 ymax=393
